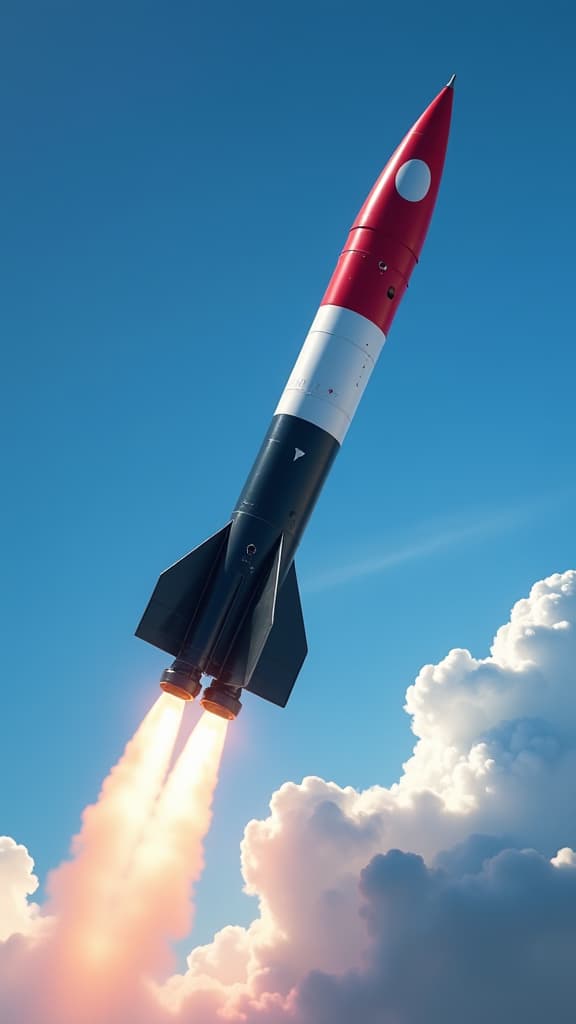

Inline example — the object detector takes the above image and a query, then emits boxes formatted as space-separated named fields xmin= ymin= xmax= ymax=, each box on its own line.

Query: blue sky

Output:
xmin=1 ymin=0 xmax=575 ymax=949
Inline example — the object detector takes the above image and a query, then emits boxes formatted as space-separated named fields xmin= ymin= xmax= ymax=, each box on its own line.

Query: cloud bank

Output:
xmin=2 ymin=570 xmax=575 ymax=1023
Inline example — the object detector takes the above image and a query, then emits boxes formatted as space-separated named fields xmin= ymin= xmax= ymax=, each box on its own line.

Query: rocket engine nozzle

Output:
xmin=159 ymin=660 xmax=202 ymax=701
xmin=201 ymin=683 xmax=242 ymax=720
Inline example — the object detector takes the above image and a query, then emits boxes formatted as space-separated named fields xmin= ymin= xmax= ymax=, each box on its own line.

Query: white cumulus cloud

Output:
xmin=0 ymin=837 xmax=41 ymax=943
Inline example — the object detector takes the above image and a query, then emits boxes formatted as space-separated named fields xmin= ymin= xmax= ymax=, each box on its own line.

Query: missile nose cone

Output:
xmin=354 ymin=83 xmax=454 ymax=250
xmin=352 ymin=81 xmax=454 ymax=246
xmin=321 ymin=80 xmax=455 ymax=334
xmin=446 ymin=73 xmax=456 ymax=89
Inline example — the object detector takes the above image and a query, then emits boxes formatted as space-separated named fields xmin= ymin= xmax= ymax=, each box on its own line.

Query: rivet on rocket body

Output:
xmin=135 ymin=79 xmax=455 ymax=720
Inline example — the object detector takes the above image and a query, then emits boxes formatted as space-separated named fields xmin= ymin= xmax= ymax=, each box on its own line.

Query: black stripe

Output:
xmin=232 ymin=413 xmax=340 ymax=575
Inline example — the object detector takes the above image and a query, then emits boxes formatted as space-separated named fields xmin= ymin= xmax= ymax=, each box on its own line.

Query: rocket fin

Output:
xmin=245 ymin=560 xmax=308 ymax=707
xmin=135 ymin=522 xmax=232 ymax=656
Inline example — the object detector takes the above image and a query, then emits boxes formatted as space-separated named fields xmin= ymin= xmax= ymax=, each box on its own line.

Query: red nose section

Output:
xmin=322 ymin=79 xmax=454 ymax=334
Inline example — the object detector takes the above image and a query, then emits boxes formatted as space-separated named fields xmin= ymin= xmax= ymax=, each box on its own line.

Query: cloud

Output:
xmin=551 ymin=846 xmax=576 ymax=868
xmin=1 ymin=570 xmax=576 ymax=1023
xmin=295 ymin=845 xmax=576 ymax=1024
xmin=0 ymin=837 xmax=40 ymax=942
xmin=399 ymin=570 xmax=576 ymax=851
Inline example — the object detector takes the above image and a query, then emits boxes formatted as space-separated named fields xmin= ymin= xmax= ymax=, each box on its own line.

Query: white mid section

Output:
xmin=274 ymin=304 xmax=387 ymax=444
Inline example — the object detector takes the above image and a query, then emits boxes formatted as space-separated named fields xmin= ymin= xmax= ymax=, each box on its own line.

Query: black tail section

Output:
xmin=245 ymin=560 xmax=308 ymax=708
xmin=135 ymin=522 xmax=231 ymax=656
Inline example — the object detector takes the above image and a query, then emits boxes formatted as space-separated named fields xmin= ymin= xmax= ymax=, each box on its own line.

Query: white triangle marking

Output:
xmin=293 ymin=448 xmax=306 ymax=462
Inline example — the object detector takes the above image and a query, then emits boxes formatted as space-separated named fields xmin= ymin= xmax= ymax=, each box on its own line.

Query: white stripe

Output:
xmin=274 ymin=304 xmax=387 ymax=443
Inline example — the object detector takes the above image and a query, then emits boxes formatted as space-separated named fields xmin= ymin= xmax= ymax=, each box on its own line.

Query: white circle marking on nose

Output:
xmin=395 ymin=159 xmax=431 ymax=202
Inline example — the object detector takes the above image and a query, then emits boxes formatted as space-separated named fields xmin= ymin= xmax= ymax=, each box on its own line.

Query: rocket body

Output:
xmin=136 ymin=80 xmax=455 ymax=719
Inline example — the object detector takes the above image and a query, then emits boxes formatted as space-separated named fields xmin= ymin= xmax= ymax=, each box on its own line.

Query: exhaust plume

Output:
xmin=11 ymin=696 xmax=228 ymax=1024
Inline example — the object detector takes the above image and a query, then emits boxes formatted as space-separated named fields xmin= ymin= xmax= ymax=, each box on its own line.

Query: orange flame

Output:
xmin=35 ymin=696 xmax=228 ymax=1023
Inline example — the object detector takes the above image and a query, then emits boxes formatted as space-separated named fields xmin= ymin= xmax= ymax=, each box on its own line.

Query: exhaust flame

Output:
xmin=31 ymin=696 xmax=228 ymax=1023
xmin=119 ymin=711 xmax=229 ymax=967
xmin=47 ymin=695 xmax=184 ymax=928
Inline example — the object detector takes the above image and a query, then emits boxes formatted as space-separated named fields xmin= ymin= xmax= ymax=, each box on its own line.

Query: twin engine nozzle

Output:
xmin=159 ymin=660 xmax=243 ymax=720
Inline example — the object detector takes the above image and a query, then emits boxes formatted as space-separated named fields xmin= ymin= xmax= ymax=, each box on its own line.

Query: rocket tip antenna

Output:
xmin=446 ymin=73 xmax=456 ymax=89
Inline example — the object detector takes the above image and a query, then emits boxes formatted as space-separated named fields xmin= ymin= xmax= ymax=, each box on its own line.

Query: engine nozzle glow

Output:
xmin=159 ymin=660 xmax=202 ymax=701
xmin=201 ymin=683 xmax=242 ymax=720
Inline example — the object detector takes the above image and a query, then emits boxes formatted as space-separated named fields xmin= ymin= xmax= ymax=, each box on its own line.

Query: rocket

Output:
xmin=136 ymin=78 xmax=455 ymax=720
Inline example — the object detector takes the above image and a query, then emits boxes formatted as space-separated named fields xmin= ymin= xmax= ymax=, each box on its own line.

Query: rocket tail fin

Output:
xmin=245 ymin=558 xmax=308 ymax=708
xmin=135 ymin=522 xmax=232 ymax=656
